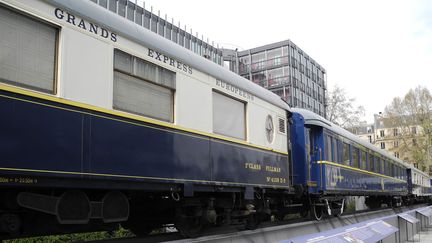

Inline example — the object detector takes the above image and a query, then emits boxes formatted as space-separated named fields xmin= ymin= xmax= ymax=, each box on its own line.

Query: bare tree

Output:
xmin=326 ymin=84 xmax=365 ymax=128
xmin=384 ymin=86 xmax=432 ymax=171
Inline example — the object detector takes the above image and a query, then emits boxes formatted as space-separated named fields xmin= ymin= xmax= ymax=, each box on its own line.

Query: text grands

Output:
xmin=54 ymin=8 xmax=117 ymax=42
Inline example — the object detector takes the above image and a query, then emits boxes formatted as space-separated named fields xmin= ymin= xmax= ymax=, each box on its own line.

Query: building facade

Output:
xmin=348 ymin=122 xmax=375 ymax=144
xmin=350 ymin=114 xmax=431 ymax=174
xmin=90 ymin=0 xmax=224 ymax=65
xmin=224 ymin=40 xmax=327 ymax=117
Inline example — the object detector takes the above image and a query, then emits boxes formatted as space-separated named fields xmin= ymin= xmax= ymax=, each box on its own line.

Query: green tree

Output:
xmin=326 ymin=84 xmax=365 ymax=128
xmin=384 ymin=86 xmax=432 ymax=171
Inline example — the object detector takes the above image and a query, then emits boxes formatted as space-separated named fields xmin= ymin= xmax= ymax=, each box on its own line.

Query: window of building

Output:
xmin=394 ymin=152 xmax=400 ymax=158
xmin=412 ymin=127 xmax=417 ymax=134
xmin=158 ymin=19 xmax=164 ymax=36
xmin=368 ymin=135 xmax=373 ymax=143
xmin=380 ymin=142 xmax=385 ymax=149
xmin=343 ymin=142 xmax=350 ymax=166
xmin=113 ymin=49 xmax=175 ymax=122
xmin=134 ymin=6 xmax=143 ymax=26
xmin=394 ymin=141 xmax=399 ymax=147
xmin=171 ymin=26 xmax=178 ymax=43
xmin=251 ymin=52 xmax=266 ymax=63
xmin=126 ymin=3 xmax=134 ymax=21
xmin=267 ymin=47 xmax=282 ymax=66
xmin=393 ymin=128 xmax=398 ymax=136
xmin=412 ymin=138 xmax=417 ymax=146
xmin=150 ymin=15 xmax=158 ymax=33
xmin=213 ymin=91 xmax=245 ymax=140
xmin=0 ymin=5 xmax=57 ymax=93
xmin=380 ymin=130 xmax=385 ymax=137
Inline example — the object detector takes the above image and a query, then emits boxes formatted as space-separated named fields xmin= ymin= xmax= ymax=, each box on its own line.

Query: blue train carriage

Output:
xmin=406 ymin=165 xmax=432 ymax=204
xmin=290 ymin=108 xmax=408 ymax=219
xmin=0 ymin=0 xmax=291 ymax=238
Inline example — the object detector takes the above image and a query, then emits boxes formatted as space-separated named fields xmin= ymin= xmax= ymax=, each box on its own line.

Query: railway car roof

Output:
xmin=291 ymin=108 xmax=412 ymax=169
xmin=46 ymin=0 xmax=290 ymax=111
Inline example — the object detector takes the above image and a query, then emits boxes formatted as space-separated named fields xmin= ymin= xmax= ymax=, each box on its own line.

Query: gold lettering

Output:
xmin=245 ymin=162 xmax=261 ymax=171
xmin=265 ymin=166 xmax=281 ymax=173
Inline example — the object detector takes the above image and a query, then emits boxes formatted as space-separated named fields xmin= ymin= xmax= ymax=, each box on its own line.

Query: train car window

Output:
xmin=352 ymin=147 xmax=359 ymax=168
xmin=0 ymin=5 xmax=57 ymax=94
xmin=379 ymin=157 xmax=384 ymax=174
xmin=113 ymin=49 xmax=175 ymax=122
xmin=343 ymin=142 xmax=350 ymax=166
xmin=325 ymin=135 xmax=332 ymax=161
xmin=332 ymin=137 xmax=339 ymax=163
xmin=374 ymin=156 xmax=380 ymax=173
xmin=212 ymin=91 xmax=246 ymax=140
xmin=361 ymin=150 xmax=367 ymax=170
xmin=368 ymin=152 xmax=374 ymax=171
xmin=383 ymin=160 xmax=388 ymax=176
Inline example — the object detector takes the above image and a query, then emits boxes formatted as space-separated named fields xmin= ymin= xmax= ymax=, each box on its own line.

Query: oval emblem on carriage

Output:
xmin=265 ymin=115 xmax=274 ymax=143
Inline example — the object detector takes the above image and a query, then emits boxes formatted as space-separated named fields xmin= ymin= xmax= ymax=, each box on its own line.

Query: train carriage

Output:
xmin=290 ymin=108 xmax=409 ymax=219
xmin=407 ymin=165 xmax=432 ymax=203
xmin=0 ymin=0 xmax=292 ymax=238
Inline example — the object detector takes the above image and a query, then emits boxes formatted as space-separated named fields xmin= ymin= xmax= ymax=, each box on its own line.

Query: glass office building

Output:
xmin=224 ymin=40 xmax=327 ymax=117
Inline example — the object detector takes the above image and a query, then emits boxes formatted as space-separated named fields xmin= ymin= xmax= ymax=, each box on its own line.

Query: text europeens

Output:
xmin=54 ymin=8 xmax=117 ymax=42
xmin=216 ymin=80 xmax=254 ymax=101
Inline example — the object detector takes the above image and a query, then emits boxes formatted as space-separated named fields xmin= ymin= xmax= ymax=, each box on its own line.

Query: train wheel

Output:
xmin=175 ymin=206 xmax=204 ymax=238
xmin=245 ymin=213 xmax=261 ymax=230
xmin=300 ymin=209 xmax=309 ymax=218
xmin=311 ymin=205 xmax=323 ymax=221
xmin=175 ymin=215 xmax=203 ymax=238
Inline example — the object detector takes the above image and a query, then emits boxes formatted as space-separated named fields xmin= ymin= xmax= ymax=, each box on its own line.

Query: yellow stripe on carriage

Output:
xmin=0 ymin=84 xmax=288 ymax=156
xmin=0 ymin=167 xmax=291 ymax=188
xmin=317 ymin=160 xmax=406 ymax=183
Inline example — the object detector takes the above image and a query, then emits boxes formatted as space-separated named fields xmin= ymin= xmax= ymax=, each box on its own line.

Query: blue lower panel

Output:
xmin=211 ymin=140 xmax=289 ymax=186
xmin=324 ymin=165 xmax=406 ymax=193
xmin=0 ymin=91 xmax=289 ymax=188
xmin=0 ymin=94 xmax=83 ymax=174
xmin=89 ymin=116 xmax=211 ymax=180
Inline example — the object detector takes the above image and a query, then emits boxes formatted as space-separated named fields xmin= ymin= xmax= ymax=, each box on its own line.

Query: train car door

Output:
xmin=305 ymin=128 xmax=311 ymax=184
xmin=306 ymin=125 xmax=326 ymax=194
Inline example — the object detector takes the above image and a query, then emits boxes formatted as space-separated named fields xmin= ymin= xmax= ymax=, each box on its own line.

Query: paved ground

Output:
xmin=416 ymin=229 xmax=432 ymax=242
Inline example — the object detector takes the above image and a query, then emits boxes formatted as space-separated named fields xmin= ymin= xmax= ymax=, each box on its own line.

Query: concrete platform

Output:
xmin=417 ymin=229 xmax=432 ymax=243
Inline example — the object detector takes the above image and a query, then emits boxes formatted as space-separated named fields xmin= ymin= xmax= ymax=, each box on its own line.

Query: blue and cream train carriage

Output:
xmin=0 ymin=0 xmax=430 ymax=239
xmin=290 ymin=108 xmax=409 ymax=219
xmin=0 ymin=0 xmax=292 ymax=238
xmin=407 ymin=165 xmax=431 ymax=203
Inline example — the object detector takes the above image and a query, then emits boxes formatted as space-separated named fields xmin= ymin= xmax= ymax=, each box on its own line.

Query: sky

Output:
xmin=137 ymin=0 xmax=432 ymax=122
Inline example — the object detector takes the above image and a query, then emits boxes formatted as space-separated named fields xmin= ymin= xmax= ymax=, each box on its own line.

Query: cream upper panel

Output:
xmin=117 ymin=36 xmax=288 ymax=152
xmin=60 ymin=28 xmax=112 ymax=109
xmin=0 ymin=0 xmax=288 ymax=152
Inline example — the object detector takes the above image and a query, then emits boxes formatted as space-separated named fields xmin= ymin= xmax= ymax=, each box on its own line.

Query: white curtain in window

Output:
xmin=113 ymin=71 xmax=173 ymax=122
xmin=213 ymin=92 xmax=245 ymax=140
xmin=0 ymin=6 xmax=56 ymax=93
